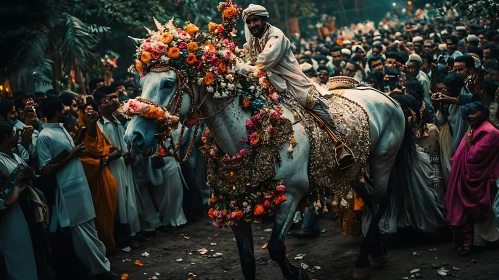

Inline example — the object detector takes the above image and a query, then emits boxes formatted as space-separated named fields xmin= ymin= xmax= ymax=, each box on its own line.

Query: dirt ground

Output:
xmin=111 ymin=214 xmax=499 ymax=280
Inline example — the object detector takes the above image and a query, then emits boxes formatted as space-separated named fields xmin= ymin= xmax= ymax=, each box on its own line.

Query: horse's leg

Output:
xmin=231 ymin=221 xmax=256 ymax=280
xmin=353 ymin=148 xmax=398 ymax=279
xmin=267 ymin=180 xmax=309 ymax=280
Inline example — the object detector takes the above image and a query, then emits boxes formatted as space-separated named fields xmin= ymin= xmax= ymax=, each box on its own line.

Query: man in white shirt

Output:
xmin=237 ymin=4 xmax=353 ymax=168
xmin=36 ymin=97 xmax=117 ymax=279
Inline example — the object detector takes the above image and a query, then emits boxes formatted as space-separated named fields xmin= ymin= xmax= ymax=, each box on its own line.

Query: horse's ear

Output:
xmin=128 ymin=36 xmax=142 ymax=46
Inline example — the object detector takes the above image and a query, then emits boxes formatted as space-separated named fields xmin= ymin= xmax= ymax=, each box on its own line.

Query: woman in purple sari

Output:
xmin=445 ymin=102 xmax=499 ymax=255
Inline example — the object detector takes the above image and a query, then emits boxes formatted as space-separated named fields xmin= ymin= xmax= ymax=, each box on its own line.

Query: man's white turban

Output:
xmin=242 ymin=4 xmax=269 ymax=21
xmin=243 ymin=4 xmax=270 ymax=42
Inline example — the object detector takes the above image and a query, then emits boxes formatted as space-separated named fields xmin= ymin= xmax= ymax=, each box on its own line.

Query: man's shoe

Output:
xmin=287 ymin=230 xmax=320 ymax=239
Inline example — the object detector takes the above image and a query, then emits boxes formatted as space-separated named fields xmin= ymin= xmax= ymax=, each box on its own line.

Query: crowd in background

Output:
xmin=1 ymin=7 xmax=499 ymax=280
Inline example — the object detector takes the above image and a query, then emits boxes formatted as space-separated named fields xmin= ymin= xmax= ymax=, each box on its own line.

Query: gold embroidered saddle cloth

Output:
xmin=283 ymin=77 xmax=371 ymax=197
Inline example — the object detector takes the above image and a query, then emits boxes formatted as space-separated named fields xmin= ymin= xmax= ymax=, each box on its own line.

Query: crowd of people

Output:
xmin=290 ymin=11 xmax=499 ymax=256
xmin=1 ymin=5 xmax=499 ymax=280
xmin=0 ymin=77 xmax=194 ymax=280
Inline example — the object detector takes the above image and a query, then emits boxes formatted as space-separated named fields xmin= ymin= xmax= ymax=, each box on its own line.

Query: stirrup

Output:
xmin=334 ymin=142 xmax=355 ymax=170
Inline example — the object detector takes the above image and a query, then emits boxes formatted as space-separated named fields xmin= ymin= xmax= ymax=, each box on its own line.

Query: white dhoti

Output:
xmin=71 ymin=220 xmax=111 ymax=275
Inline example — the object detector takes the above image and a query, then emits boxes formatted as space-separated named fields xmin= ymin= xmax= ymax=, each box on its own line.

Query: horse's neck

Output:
xmin=200 ymin=94 xmax=249 ymax=156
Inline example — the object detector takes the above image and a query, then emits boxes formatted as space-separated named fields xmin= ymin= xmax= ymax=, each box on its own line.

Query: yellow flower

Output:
xmin=187 ymin=42 xmax=199 ymax=52
xmin=185 ymin=53 xmax=197 ymax=65
xmin=167 ymin=47 xmax=181 ymax=59
xmin=184 ymin=23 xmax=199 ymax=35
xmin=208 ymin=22 xmax=219 ymax=33
xmin=135 ymin=60 xmax=144 ymax=72
xmin=140 ymin=51 xmax=152 ymax=64
xmin=203 ymin=43 xmax=216 ymax=52
xmin=160 ymin=33 xmax=173 ymax=44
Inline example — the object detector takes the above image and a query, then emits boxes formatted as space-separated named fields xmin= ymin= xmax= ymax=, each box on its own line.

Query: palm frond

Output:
xmin=59 ymin=13 xmax=98 ymax=73
xmin=7 ymin=24 xmax=50 ymax=91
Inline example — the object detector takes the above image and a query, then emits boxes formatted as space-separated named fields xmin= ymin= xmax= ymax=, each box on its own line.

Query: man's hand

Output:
xmin=20 ymin=126 xmax=34 ymax=149
xmin=431 ymin=93 xmax=458 ymax=104
xmin=71 ymin=144 xmax=87 ymax=159
xmin=123 ymin=152 xmax=136 ymax=166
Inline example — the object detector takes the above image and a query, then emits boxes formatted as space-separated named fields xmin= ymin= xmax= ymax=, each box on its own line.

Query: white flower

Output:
xmin=197 ymin=78 xmax=204 ymax=85
xmin=227 ymin=83 xmax=235 ymax=90
xmin=249 ymin=86 xmax=255 ymax=91
xmin=207 ymin=86 xmax=215 ymax=93
xmin=226 ymin=74 xmax=234 ymax=81
xmin=127 ymin=65 xmax=135 ymax=73
xmin=160 ymin=56 xmax=170 ymax=63
xmin=220 ymin=82 xmax=227 ymax=88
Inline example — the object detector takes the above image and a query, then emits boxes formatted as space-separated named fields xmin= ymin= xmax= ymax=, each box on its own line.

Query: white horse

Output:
xmin=124 ymin=69 xmax=410 ymax=280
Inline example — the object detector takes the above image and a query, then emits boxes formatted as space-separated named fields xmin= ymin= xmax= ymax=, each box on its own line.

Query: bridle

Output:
xmin=143 ymin=65 xmax=237 ymax=162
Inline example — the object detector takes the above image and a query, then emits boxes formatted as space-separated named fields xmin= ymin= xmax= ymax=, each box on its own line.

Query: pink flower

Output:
xmin=217 ymin=25 xmax=225 ymax=33
xmin=231 ymin=155 xmax=236 ymax=160
xmin=276 ymin=185 xmax=286 ymax=192
xmin=264 ymin=193 xmax=273 ymax=199
xmin=269 ymin=127 xmax=275 ymax=135
xmin=269 ymin=109 xmax=280 ymax=120
xmin=264 ymin=200 xmax=271 ymax=207
xmin=178 ymin=42 xmax=188 ymax=49
xmin=142 ymin=42 xmax=153 ymax=52
xmin=214 ymin=210 xmax=223 ymax=218
xmin=239 ymin=149 xmax=247 ymax=156
xmin=194 ymin=60 xmax=203 ymax=70
xmin=245 ymin=119 xmax=254 ymax=129
xmin=229 ymin=42 xmax=237 ymax=50
xmin=156 ymin=42 xmax=167 ymax=53
xmin=151 ymin=51 xmax=161 ymax=60
xmin=213 ymin=221 xmax=222 ymax=227
xmin=210 ymin=57 xmax=220 ymax=66
xmin=230 ymin=212 xmax=237 ymax=219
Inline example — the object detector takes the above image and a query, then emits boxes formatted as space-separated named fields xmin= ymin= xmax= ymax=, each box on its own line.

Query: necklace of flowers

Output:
xmin=121 ymin=98 xmax=179 ymax=126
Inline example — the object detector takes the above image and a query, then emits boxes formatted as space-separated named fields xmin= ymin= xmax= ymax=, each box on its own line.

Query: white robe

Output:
xmin=98 ymin=117 xmax=141 ymax=235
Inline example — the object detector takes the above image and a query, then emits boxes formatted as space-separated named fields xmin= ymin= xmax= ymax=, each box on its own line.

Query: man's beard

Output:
xmin=250 ymin=24 xmax=266 ymax=38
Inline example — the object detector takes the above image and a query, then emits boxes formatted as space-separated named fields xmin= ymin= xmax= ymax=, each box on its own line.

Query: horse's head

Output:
xmin=124 ymin=69 xmax=195 ymax=155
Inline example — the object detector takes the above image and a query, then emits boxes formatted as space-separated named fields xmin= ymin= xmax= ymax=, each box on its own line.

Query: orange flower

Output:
xmin=208 ymin=208 xmax=215 ymax=218
xmin=135 ymin=60 xmax=144 ymax=72
xmin=203 ymin=43 xmax=216 ymax=52
xmin=160 ymin=32 xmax=173 ymax=44
xmin=140 ymin=51 xmax=152 ymax=64
xmin=187 ymin=42 xmax=199 ymax=52
xmin=253 ymin=205 xmax=265 ymax=215
xmin=167 ymin=47 xmax=181 ymax=59
xmin=222 ymin=6 xmax=238 ymax=19
xmin=184 ymin=23 xmax=199 ymax=35
xmin=203 ymin=72 xmax=215 ymax=85
xmin=242 ymin=99 xmax=251 ymax=108
xmin=234 ymin=210 xmax=244 ymax=219
xmin=218 ymin=61 xmax=227 ymax=73
xmin=210 ymin=193 xmax=218 ymax=203
xmin=185 ymin=53 xmax=197 ymax=65
xmin=274 ymin=194 xmax=287 ymax=205
xmin=208 ymin=22 xmax=219 ymax=33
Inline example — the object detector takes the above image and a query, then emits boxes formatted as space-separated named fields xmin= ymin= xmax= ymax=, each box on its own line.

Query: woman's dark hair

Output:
xmin=393 ymin=94 xmax=421 ymax=123
xmin=461 ymin=101 xmax=490 ymax=120
xmin=41 ymin=97 xmax=63 ymax=120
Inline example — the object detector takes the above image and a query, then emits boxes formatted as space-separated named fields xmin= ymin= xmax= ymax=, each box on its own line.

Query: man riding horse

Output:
xmin=236 ymin=4 xmax=354 ymax=169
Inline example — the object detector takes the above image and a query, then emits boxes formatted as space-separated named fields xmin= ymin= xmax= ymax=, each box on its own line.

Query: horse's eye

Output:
xmin=162 ymin=81 xmax=174 ymax=89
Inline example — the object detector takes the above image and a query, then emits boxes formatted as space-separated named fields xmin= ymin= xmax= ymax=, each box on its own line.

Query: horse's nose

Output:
xmin=130 ymin=131 xmax=145 ymax=147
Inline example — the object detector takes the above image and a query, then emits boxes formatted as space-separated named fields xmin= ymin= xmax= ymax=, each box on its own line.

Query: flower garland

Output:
xmin=201 ymin=73 xmax=297 ymax=227
xmin=121 ymin=98 xmax=179 ymax=126
xmin=128 ymin=0 xmax=244 ymax=99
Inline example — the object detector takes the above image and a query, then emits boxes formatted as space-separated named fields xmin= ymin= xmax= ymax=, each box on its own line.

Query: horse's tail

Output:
xmin=388 ymin=119 xmax=416 ymax=206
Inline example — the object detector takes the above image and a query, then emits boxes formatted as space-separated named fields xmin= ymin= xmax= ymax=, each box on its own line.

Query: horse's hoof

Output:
xmin=370 ymin=253 xmax=387 ymax=269
xmin=352 ymin=266 xmax=371 ymax=280
xmin=298 ymin=267 xmax=311 ymax=280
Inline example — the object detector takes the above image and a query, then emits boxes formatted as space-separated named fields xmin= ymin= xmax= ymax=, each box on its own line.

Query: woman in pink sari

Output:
xmin=445 ymin=102 xmax=499 ymax=255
